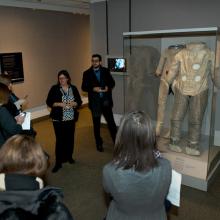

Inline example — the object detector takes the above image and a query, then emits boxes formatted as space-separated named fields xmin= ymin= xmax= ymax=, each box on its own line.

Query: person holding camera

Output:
xmin=82 ymin=54 xmax=117 ymax=152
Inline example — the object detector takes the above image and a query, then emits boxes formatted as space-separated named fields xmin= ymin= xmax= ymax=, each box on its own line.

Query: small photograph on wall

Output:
xmin=0 ymin=52 xmax=24 ymax=83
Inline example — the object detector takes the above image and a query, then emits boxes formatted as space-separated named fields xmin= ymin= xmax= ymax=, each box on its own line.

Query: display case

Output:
xmin=123 ymin=27 xmax=220 ymax=191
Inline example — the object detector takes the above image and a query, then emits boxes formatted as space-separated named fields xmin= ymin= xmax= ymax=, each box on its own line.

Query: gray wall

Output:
xmin=0 ymin=6 xmax=90 ymax=108
xmin=91 ymin=0 xmax=220 ymax=60
xmin=90 ymin=2 xmax=107 ymax=58
xmin=131 ymin=0 xmax=220 ymax=31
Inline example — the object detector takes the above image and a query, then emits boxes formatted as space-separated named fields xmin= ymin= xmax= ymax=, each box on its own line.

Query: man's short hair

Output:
xmin=92 ymin=54 xmax=102 ymax=61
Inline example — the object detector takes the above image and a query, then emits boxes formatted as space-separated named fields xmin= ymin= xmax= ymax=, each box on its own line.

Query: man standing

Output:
xmin=82 ymin=54 xmax=117 ymax=152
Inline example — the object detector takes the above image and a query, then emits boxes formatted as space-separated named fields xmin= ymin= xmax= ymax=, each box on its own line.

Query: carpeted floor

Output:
xmin=33 ymin=107 xmax=220 ymax=220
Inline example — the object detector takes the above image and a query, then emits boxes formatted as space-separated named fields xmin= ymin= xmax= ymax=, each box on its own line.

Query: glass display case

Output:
xmin=123 ymin=27 xmax=220 ymax=190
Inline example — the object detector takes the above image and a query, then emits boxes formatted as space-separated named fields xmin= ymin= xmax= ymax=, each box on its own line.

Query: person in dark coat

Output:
xmin=82 ymin=54 xmax=117 ymax=152
xmin=0 ymin=74 xmax=36 ymax=138
xmin=0 ymin=83 xmax=24 ymax=147
xmin=0 ymin=135 xmax=74 ymax=220
xmin=46 ymin=70 xmax=82 ymax=173
xmin=0 ymin=73 xmax=28 ymax=117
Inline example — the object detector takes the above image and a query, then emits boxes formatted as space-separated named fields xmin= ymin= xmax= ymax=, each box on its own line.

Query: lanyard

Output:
xmin=60 ymin=87 xmax=69 ymax=97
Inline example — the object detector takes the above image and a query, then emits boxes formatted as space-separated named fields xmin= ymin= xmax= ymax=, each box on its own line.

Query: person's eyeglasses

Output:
xmin=92 ymin=59 xmax=100 ymax=63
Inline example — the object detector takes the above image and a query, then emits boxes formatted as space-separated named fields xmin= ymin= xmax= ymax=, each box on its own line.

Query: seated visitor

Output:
xmin=0 ymin=134 xmax=74 ymax=220
xmin=0 ymin=73 xmax=28 ymax=116
xmin=0 ymin=74 xmax=36 ymax=138
xmin=103 ymin=111 xmax=172 ymax=220
xmin=0 ymin=83 xmax=24 ymax=147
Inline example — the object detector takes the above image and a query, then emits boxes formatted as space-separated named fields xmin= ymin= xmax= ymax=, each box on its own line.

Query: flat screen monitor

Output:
xmin=0 ymin=52 xmax=24 ymax=83
xmin=107 ymin=58 xmax=126 ymax=72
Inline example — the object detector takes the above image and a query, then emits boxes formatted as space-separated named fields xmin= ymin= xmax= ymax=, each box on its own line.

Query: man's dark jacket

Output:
xmin=81 ymin=66 xmax=115 ymax=117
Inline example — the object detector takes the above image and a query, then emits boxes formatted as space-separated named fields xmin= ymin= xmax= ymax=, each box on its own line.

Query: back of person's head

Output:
xmin=57 ymin=69 xmax=71 ymax=85
xmin=0 ymin=135 xmax=48 ymax=178
xmin=113 ymin=111 xmax=158 ymax=171
xmin=0 ymin=73 xmax=12 ymax=87
xmin=0 ymin=82 xmax=10 ymax=105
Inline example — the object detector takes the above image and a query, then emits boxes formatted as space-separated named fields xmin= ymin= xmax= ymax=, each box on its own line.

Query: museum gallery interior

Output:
xmin=0 ymin=0 xmax=220 ymax=219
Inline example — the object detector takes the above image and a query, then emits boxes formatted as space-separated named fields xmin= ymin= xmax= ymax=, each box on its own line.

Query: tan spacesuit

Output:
xmin=155 ymin=45 xmax=185 ymax=137
xmin=167 ymin=42 xmax=220 ymax=156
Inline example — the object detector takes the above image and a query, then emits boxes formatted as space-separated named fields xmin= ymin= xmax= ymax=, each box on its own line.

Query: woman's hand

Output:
xmin=53 ymin=102 xmax=77 ymax=109
xmin=93 ymin=86 xmax=108 ymax=93
xmin=15 ymin=114 xmax=25 ymax=125
xmin=67 ymin=101 xmax=77 ymax=108
xmin=53 ymin=102 xmax=65 ymax=108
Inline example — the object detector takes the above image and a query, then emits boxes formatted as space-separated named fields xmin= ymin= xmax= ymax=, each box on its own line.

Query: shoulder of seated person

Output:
xmin=103 ymin=162 xmax=117 ymax=172
xmin=157 ymin=157 xmax=171 ymax=167
xmin=0 ymin=106 xmax=8 ymax=112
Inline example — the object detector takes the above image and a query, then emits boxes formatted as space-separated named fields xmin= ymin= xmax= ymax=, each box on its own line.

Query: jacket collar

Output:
xmin=0 ymin=186 xmax=63 ymax=216
xmin=0 ymin=173 xmax=44 ymax=191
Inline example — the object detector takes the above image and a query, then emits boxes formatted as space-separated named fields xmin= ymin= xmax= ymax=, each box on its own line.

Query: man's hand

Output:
xmin=93 ymin=87 xmax=101 ymax=93
xmin=93 ymin=86 xmax=108 ymax=93
xmin=103 ymin=86 xmax=108 ymax=92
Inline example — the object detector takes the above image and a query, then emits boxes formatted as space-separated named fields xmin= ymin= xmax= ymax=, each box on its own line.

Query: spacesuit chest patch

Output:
xmin=192 ymin=64 xmax=201 ymax=70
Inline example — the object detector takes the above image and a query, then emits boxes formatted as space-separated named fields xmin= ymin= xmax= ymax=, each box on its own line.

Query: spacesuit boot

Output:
xmin=185 ymin=142 xmax=200 ymax=156
xmin=169 ymin=138 xmax=182 ymax=153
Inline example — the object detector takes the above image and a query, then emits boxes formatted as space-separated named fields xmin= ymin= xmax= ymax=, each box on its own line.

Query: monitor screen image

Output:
xmin=108 ymin=58 xmax=126 ymax=72
xmin=0 ymin=52 xmax=24 ymax=83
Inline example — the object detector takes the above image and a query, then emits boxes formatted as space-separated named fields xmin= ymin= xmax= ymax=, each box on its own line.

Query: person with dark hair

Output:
xmin=0 ymin=134 xmax=74 ymax=220
xmin=82 ymin=54 xmax=117 ymax=152
xmin=46 ymin=70 xmax=82 ymax=173
xmin=103 ymin=111 xmax=171 ymax=220
xmin=0 ymin=73 xmax=28 ymax=116
xmin=0 ymin=73 xmax=36 ymax=138
xmin=0 ymin=83 xmax=24 ymax=147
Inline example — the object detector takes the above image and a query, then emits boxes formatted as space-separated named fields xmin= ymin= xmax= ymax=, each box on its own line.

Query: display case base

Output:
xmin=157 ymin=137 xmax=220 ymax=191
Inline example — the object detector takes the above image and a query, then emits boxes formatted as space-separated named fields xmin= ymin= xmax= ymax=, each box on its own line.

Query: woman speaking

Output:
xmin=46 ymin=70 xmax=82 ymax=173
